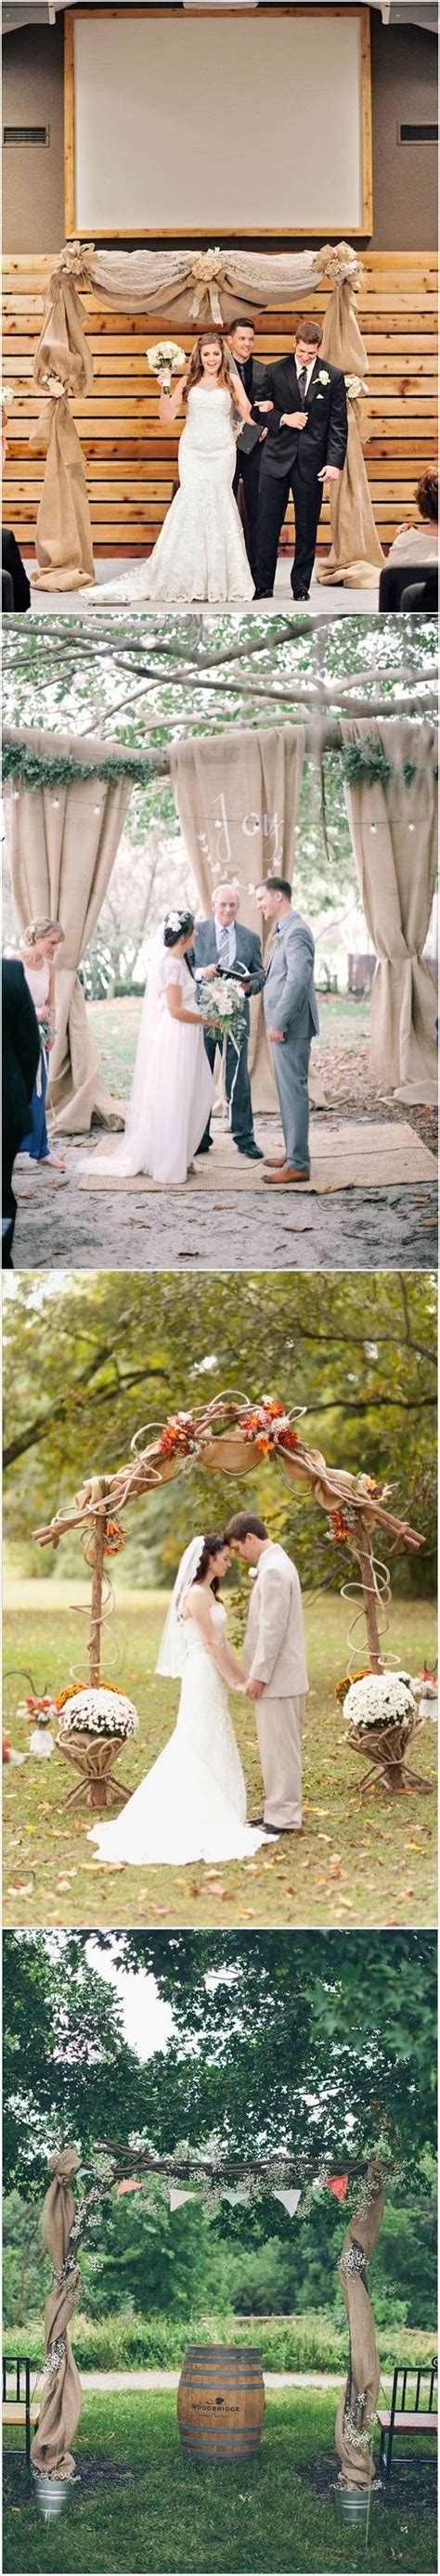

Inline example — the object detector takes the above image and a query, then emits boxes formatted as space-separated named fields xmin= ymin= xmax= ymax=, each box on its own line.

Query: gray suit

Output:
xmin=244 ymin=1540 xmax=307 ymax=1829
xmin=264 ymin=908 xmax=318 ymax=1175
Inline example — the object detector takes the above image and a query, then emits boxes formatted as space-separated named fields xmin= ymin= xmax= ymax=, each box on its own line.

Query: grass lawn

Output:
xmin=3 ymin=1591 xmax=436 ymax=1930
xmin=3 ymin=2389 xmax=437 ymax=2575
xmin=88 ymin=994 xmax=371 ymax=1095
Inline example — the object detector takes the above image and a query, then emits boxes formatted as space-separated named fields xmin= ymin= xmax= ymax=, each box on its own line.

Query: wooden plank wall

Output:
xmin=3 ymin=252 xmax=437 ymax=560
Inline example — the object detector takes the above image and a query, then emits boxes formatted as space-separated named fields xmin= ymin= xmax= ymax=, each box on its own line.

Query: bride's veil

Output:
xmin=122 ymin=928 xmax=165 ymax=1168
xmin=155 ymin=1535 xmax=205 ymax=1678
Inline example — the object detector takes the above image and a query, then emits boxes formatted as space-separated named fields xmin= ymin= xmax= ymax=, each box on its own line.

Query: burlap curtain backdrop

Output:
xmin=31 ymin=239 xmax=382 ymax=590
xmin=335 ymin=2165 xmax=385 ymax=2492
xmin=5 ymin=726 xmax=131 ymax=1130
xmin=342 ymin=718 xmax=438 ymax=1104
xmin=31 ymin=2149 xmax=83 ymax=2481
xmin=169 ymin=723 xmax=305 ymax=1111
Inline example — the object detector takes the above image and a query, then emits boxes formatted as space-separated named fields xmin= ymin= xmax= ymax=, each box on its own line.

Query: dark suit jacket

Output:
xmin=192 ymin=920 xmax=265 ymax=1038
xmin=258 ymin=354 xmax=348 ymax=482
xmin=231 ymin=355 xmax=269 ymax=460
xmin=2 ymin=959 xmax=40 ymax=1164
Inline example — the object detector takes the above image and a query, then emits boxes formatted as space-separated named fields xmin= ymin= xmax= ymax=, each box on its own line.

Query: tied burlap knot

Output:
xmin=188 ymin=249 xmax=226 ymax=324
xmin=49 ymin=240 xmax=96 ymax=296
xmin=319 ymin=239 xmax=364 ymax=291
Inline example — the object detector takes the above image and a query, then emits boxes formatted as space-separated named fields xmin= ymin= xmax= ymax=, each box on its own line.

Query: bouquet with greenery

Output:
xmin=197 ymin=972 xmax=247 ymax=1049
xmin=147 ymin=341 xmax=187 ymax=394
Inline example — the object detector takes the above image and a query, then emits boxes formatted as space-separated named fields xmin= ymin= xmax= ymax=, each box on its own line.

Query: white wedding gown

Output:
xmin=92 ymin=389 xmax=254 ymax=607
xmin=88 ymin=1603 xmax=269 ymax=1864
xmin=84 ymin=954 xmax=213 ymax=1186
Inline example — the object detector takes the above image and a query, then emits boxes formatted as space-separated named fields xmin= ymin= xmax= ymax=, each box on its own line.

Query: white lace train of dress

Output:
xmin=84 ymin=955 xmax=214 ymax=1186
xmin=88 ymin=1604 xmax=269 ymax=1864
xmin=92 ymin=390 xmax=254 ymax=607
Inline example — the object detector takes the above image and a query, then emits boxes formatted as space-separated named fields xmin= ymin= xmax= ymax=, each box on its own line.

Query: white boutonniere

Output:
xmin=317 ymin=369 xmax=330 ymax=386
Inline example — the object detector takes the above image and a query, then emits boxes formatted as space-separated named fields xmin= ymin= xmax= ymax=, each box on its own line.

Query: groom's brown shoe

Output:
xmin=263 ymin=1164 xmax=310 ymax=1186
xmin=262 ymin=1151 xmax=289 ymax=1167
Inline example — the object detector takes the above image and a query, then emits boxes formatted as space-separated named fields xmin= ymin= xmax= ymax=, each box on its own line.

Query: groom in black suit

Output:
xmin=227 ymin=318 xmax=271 ymax=588
xmin=254 ymin=317 xmax=348 ymax=600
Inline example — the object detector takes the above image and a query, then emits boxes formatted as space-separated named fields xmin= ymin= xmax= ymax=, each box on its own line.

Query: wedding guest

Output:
xmin=255 ymin=875 xmax=318 ymax=1184
xmin=253 ymin=317 xmax=348 ymax=600
xmin=2 ymin=958 xmax=40 ymax=1266
xmin=227 ymin=318 xmax=272 ymax=588
xmin=193 ymin=882 xmax=265 ymax=1162
xmin=386 ymin=470 xmax=438 ymax=567
xmin=2 ymin=420 xmax=31 ymax=611
xmin=15 ymin=919 xmax=65 ymax=1169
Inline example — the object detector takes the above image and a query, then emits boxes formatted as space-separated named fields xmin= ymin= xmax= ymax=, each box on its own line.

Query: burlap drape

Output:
xmin=169 ymin=724 xmax=305 ymax=1111
xmin=342 ymin=718 xmax=438 ymax=1104
xmin=31 ymin=2149 xmax=83 ymax=2481
xmin=317 ymin=277 xmax=384 ymax=588
xmin=5 ymin=727 xmax=131 ymax=1130
xmin=335 ymin=2164 xmax=385 ymax=2492
xmin=32 ymin=272 xmax=95 ymax=590
xmin=30 ymin=239 xmax=381 ymax=591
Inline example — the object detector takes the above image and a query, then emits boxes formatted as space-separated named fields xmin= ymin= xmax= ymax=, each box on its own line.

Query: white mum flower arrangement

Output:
xmin=58 ymin=1686 xmax=138 ymax=1742
xmin=147 ymin=341 xmax=187 ymax=393
xmin=343 ymin=1670 xmax=417 ymax=1736
xmin=344 ymin=374 xmax=368 ymax=402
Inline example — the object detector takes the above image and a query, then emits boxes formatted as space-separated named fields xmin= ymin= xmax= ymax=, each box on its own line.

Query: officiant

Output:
xmin=192 ymin=882 xmax=265 ymax=1162
xmin=253 ymin=316 xmax=348 ymax=599
xmin=227 ymin=319 xmax=271 ymax=589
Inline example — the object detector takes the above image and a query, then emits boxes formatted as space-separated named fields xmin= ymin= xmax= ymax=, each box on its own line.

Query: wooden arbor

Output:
xmin=34 ymin=1392 xmax=424 ymax=1735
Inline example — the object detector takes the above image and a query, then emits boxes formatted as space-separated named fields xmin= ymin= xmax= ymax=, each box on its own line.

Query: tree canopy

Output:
xmin=4 ymin=1271 xmax=436 ymax=1595
xmin=4 ymin=1930 xmax=436 ymax=2200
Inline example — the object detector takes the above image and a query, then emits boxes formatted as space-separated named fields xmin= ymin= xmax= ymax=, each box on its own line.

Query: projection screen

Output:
xmin=66 ymin=7 xmax=371 ymax=237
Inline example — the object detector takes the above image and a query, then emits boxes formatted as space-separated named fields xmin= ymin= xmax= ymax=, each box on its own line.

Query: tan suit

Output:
xmin=244 ymin=1541 xmax=307 ymax=1830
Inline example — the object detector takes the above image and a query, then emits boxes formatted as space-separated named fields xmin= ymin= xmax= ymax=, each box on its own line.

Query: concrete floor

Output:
xmin=28 ymin=560 xmax=380 ymax=619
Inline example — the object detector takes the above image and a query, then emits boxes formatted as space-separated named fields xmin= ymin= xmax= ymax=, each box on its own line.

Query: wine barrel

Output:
xmin=177 ymin=2345 xmax=265 ymax=2462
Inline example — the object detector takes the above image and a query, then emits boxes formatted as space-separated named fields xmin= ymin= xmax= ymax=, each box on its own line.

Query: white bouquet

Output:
xmin=197 ymin=972 xmax=247 ymax=1049
xmin=58 ymin=1687 xmax=138 ymax=1742
xmin=344 ymin=373 xmax=368 ymax=402
xmin=147 ymin=341 xmax=187 ymax=394
xmin=343 ymin=1670 xmax=416 ymax=1737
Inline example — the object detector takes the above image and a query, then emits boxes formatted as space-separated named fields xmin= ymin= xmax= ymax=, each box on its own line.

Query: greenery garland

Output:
xmin=3 ymin=735 xmax=436 ymax=797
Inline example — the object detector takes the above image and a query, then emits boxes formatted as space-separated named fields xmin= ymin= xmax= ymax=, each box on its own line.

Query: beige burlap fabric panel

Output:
xmin=317 ymin=279 xmax=384 ymax=587
xmin=343 ymin=717 xmax=437 ymax=1103
xmin=335 ymin=2165 xmax=385 ymax=2492
xmin=5 ymin=732 xmax=131 ymax=1129
xmin=169 ymin=725 xmax=305 ymax=1111
xmin=32 ymin=276 xmax=95 ymax=590
xmin=31 ymin=2150 xmax=83 ymax=2481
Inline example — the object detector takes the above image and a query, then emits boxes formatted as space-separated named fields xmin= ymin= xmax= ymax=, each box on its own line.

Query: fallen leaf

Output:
xmin=329 ymin=1855 xmax=343 ymax=1879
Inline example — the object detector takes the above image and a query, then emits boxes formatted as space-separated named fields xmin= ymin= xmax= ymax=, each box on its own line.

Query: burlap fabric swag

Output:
xmin=29 ymin=238 xmax=383 ymax=591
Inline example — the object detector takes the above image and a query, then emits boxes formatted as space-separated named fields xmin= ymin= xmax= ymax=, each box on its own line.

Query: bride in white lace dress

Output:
xmin=89 ymin=1534 xmax=271 ymax=1866
xmin=82 ymin=908 xmax=215 ymax=1187
xmin=91 ymin=333 xmax=254 ymax=608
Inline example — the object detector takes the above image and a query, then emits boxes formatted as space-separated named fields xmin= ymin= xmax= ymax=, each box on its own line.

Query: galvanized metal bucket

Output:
xmin=33 ymin=2472 xmax=71 ymax=2523
xmin=333 ymin=2479 xmax=381 ymax=2526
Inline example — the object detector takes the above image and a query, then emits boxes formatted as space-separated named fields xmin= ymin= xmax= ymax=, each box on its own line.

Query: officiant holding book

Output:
xmin=193 ymin=882 xmax=265 ymax=1162
xmin=253 ymin=317 xmax=348 ymax=599
xmin=228 ymin=319 xmax=272 ymax=588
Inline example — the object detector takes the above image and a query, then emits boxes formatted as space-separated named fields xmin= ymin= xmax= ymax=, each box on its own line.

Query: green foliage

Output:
xmin=2 ymin=2308 xmax=436 ymax=2376
xmin=3 ymin=1272 xmax=436 ymax=1596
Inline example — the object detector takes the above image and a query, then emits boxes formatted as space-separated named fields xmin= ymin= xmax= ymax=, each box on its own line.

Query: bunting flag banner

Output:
xmin=168 ymin=2186 xmax=198 ymax=2211
xmin=273 ymin=2188 xmax=302 ymax=2218
xmin=116 ymin=2177 xmax=142 ymax=2197
xmin=326 ymin=2175 xmax=349 ymax=2202
xmin=221 ymin=2185 xmax=252 ymax=2207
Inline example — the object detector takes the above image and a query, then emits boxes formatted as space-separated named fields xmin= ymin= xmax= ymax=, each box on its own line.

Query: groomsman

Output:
xmin=253 ymin=316 xmax=348 ymax=600
xmin=256 ymin=874 xmax=319 ymax=1183
xmin=193 ymin=881 xmax=265 ymax=1161
xmin=227 ymin=319 xmax=271 ymax=588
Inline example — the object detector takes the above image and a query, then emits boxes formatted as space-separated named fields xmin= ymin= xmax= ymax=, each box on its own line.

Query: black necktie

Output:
xmin=297 ymin=366 xmax=306 ymax=400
